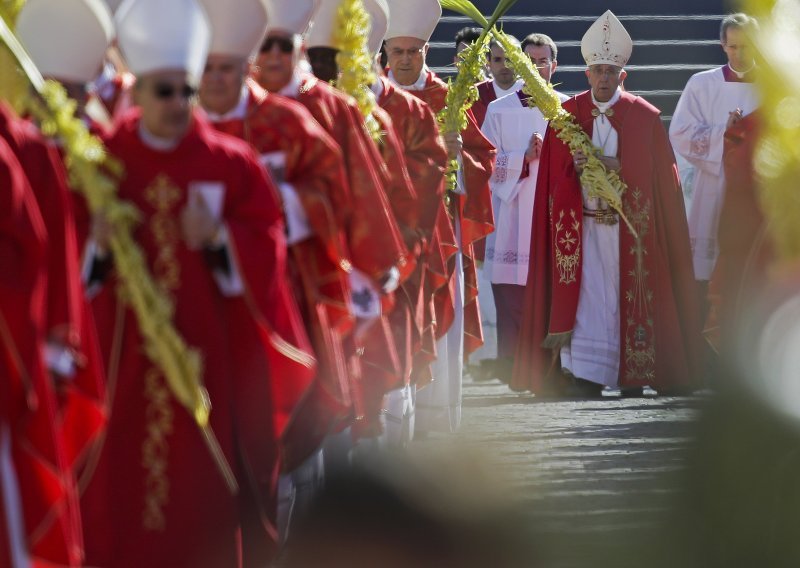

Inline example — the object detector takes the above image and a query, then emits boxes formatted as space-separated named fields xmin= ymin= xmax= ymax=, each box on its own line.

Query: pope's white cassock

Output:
xmin=669 ymin=65 xmax=758 ymax=281
xmin=560 ymin=88 xmax=624 ymax=387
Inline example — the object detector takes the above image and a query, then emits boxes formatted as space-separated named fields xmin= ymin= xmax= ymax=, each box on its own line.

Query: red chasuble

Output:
xmin=212 ymin=80 xmax=353 ymax=471
xmin=512 ymin=91 xmax=702 ymax=393
xmin=402 ymin=69 xmax=496 ymax=356
xmin=81 ymin=111 xmax=315 ymax=568
xmin=295 ymin=75 xmax=408 ymax=280
xmin=376 ymin=76 xmax=450 ymax=377
xmin=0 ymin=134 xmax=83 ymax=567
xmin=0 ymin=104 xmax=107 ymax=479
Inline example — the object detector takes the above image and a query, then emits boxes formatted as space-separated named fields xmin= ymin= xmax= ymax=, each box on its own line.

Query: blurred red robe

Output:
xmin=0 ymin=133 xmax=83 ymax=567
xmin=512 ymin=91 xmax=702 ymax=393
xmin=211 ymin=80 xmax=353 ymax=471
xmin=0 ymin=104 xmax=107 ymax=479
xmin=400 ymin=69 xmax=495 ymax=357
xmin=376 ymin=76 xmax=450 ymax=377
xmin=80 ymin=111 xmax=315 ymax=568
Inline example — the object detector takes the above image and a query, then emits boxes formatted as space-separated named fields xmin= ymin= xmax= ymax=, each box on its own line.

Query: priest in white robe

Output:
xmin=669 ymin=13 xmax=759 ymax=289
xmin=481 ymin=33 xmax=566 ymax=382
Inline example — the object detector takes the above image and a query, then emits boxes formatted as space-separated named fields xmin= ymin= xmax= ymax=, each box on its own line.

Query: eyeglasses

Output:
xmin=387 ymin=47 xmax=424 ymax=58
xmin=260 ymin=36 xmax=294 ymax=54
xmin=152 ymin=83 xmax=197 ymax=100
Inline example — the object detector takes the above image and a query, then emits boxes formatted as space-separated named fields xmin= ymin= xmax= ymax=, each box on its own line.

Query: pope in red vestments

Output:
xmin=80 ymin=108 xmax=315 ymax=568
xmin=512 ymin=89 xmax=702 ymax=394
xmin=0 ymin=132 xmax=83 ymax=567
xmin=206 ymin=76 xmax=355 ymax=469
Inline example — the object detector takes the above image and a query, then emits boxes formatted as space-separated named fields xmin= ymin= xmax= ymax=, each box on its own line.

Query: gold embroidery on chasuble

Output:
xmin=141 ymin=367 xmax=174 ymax=531
xmin=554 ymin=209 xmax=580 ymax=285
xmin=141 ymin=173 xmax=183 ymax=531
xmin=623 ymin=189 xmax=656 ymax=382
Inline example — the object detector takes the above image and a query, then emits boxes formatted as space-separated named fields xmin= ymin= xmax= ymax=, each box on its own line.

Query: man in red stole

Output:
xmin=0 ymin=131 xmax=84 ymax=568
xmin=79 ymin=1 xmax=315 ymax=565
xmin=512 ymin=11 xmax=701 ymax=398
xmin=385 ymin=0 xmax=495 ymax=433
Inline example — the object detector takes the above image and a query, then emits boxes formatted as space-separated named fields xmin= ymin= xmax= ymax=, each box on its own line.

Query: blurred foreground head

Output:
xmin=283 ymin=452 xmax=537 ymax=567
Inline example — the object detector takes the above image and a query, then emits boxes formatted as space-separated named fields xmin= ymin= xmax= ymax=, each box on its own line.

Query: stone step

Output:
xmin=435 ymin=14 xmax=725 ymax=43
xmin=467 ymin=0 xmax=724 ymax=16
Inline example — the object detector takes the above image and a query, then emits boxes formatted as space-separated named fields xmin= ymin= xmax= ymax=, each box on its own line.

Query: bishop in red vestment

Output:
xmin=0 ymin=133 xmax=83 ymax=567
xmin=81 ymin=1 xmax=316 ymax=563
xmin=203 ymin=71 xmax=354 ymax=471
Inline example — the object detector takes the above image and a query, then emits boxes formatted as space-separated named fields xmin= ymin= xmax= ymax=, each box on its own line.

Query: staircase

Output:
xmin=427 ymin=0 xmax=729 ymax=123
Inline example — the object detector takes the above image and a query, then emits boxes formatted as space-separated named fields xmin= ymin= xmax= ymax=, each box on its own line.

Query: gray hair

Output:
xmin=720 ymin=13 xmax=758 ymax=43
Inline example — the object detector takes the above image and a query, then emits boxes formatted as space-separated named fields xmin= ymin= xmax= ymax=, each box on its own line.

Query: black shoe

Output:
xmin=620 ymin=387 xmax=644 ymax=398
xmin=567 ymin=377 xmax=605 ymax=399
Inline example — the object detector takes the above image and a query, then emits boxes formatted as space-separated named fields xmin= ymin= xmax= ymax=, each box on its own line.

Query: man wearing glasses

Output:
xmin=80 ymin=0 xmax=315 ymax=565
xmin=385 ymin=0 xmax=495 ymax=436
xmin=513 ymin=11 xmax=702 ymax=400
xmin=480 ymin=33 xmax=566 ymax=385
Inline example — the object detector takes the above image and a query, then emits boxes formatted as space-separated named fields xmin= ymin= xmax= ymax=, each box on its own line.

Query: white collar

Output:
xmin=278 ymin=69 xmax=304 ymax=99
xmin=205 ymin=84 xmax=249 ymax=122
xmin=591 ymin=87 xmax=622 ymax=113
xmin=138 ymin=122 xmax=180 ymax=151
xmin=727 ymin=62 xmax=755 ymax=79
xmin=389 ymin=66 xmax=428 ymax=91
xmin=493 ymin=78 xmax=524 ymax=99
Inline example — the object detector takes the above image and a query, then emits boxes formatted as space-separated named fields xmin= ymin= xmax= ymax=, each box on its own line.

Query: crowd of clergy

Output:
xmin=0 ymin=0 xmax=762 ymax=565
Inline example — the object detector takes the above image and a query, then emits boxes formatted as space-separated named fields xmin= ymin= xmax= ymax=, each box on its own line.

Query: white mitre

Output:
xmin=385 ymin=0 xmax=440 ymax=42
xmin=581 ymin=10 xmax=633 ymax=67
xmin=364 ymin=0 xmax=389 ymax=54
xmin=264 ymin=0 xmax=318 ymax=35
xmin=199 ymin=0 xmax=269 ymax=58
xmin=116 ymin=0 xmax=211 ymax=85
xmin=306 ymin=0 xmax=340 ymax=49
xmin=17 ymin=0 xmax=114 ymax=84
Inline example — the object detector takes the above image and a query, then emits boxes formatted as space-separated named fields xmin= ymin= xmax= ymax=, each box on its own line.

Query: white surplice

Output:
xmin=560 ymin=88 xmax=622 ymax=387
xmin=669 ymin=65 xmax=758 ymax=280
xmin=481 ymin=92 xmax=548 ymax=286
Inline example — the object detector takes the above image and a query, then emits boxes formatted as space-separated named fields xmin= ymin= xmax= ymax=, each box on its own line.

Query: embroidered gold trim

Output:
xmin=623 ymin=189 xmax=656 ymax=381
xmin=144 ymin=174 xmax=182 ymax=292
xmin=141 ymin=367 xmax=174 ymax=532
xmin=554 ymin=209 xmax=581 ymax=285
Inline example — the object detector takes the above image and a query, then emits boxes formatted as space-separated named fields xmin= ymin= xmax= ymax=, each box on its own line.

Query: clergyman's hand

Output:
xmin=181 ymin=192 xmax=219 ymax=250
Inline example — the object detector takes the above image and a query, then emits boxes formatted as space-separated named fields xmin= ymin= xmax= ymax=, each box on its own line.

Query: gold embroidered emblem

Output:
xmin=623 ymin=189 xmax=656 ymax=381
xmin=554 ymin=209 xmax=581 ymax=284
xmin=141 ymin=367 xmax=174 ymax=532
xmin=144 ymin=174 xmax=182 ymax=291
